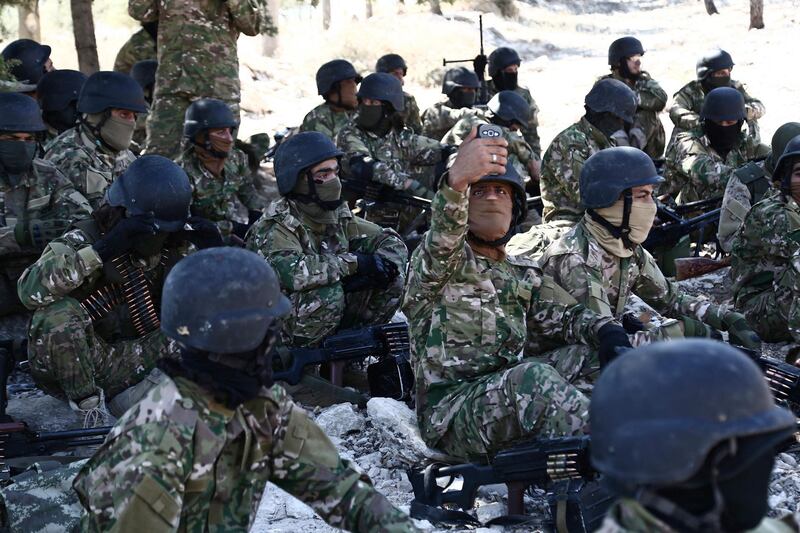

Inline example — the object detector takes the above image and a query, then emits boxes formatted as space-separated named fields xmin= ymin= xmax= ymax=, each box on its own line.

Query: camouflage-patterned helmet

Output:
xmin=584 ymin=78 xmax=637 ymax=124
xmin=1 ymin=38 xmax=51 ymax=84
xmin=488 ymin=47 xmax=521 ymax=77
xmin=476 ymin=163 xmax=528 ymax=227
xmin=131 ymin=59 xmax=158 ymax=91
xmin=375 ymin=53 xmax=407 ymax=75
xmin=357 ymin=72 xmax=405 ymax=112
xmin=773 ymin=134 xmax=800 ymax=191
xmin=316 ymin=59 xmax=362 ymax=95
xmin=608 ymin=36 xmax=644 ymax=65
xmin=580 ymin=147 xmax=663 ymax=209
xmin=36 ymin=69 xmax=87 ymax=112
xmin=161 ymin=247 xmax=291 ymax=354
xmin=487 ymin=90 xmax=530 ymax=127
xmin=441 ymin=66 xmax=480 ymax=95
xmin=696 ymin=49 xmax=734 ymax=80
xmin=183 ymin=98 xmax=238 ymax=139
xmin=274 ymin=131 xmax=343 ymax=195
xmin=106 ymin=155 xmax=191 ymax=232
xmin=700 ymin=87 xmax=745 ymax=122
xmin=591 ymin=340 xmax=796 ymax=487
xmin=0 ymin=92 xmax=45 ymax=132
xmin=77 ymin=71 xmax=148 ymax=114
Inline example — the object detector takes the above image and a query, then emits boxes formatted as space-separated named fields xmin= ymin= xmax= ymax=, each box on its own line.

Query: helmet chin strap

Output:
xmin=193 ymin=131 xmax=229 ymax=159
xmin=81 ymin=111 xmax=116 ymax=153
xmin=290 ymin=170 xmax=343 ymax=211
xmin=586 ymin=190 xmax=634 ymax=249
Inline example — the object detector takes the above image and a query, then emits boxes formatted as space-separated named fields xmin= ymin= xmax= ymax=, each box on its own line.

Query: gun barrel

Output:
xmin=442 ymin=59 xmax=473 ymax=65
xmin=35 ymin=426 xmax=112 ymax=441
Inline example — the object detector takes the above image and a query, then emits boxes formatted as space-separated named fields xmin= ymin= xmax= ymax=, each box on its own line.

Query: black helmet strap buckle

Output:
xmin=587 ymin=190 xmax=634 ymax=249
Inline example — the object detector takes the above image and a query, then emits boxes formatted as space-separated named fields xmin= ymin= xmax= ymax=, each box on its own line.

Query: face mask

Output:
xmin=468 ymin=193 xmax=513 ymax=243
xmin=492 ymin=71 xmax=518 ymax=91
xmin=608 ymin=129 xmax=631 ymax=147
xmin=99 ymin=115 xmax=136 ymax=152
xmin=132 ymin=231 xmax=168 ymax=258
xmin=703 ymin=74 xmax=731 ymax=92
xmin=586 ymin=199 xmax=656 ymax=257
xmin=0 ymin=139 xmax=37 ymax=180
xmin=449 ymin=89 xmax=476 ymax=109
xmin=356 ymin=103 xmax=391 ymax=135
xmin=209 ymin=135 xmax=233 ymax=155
xmin=587 ymin=110 xmax=627 ymax=140
xmin=703 ymin=120 xmax=743 ymax=156
xmin=291 ymin=173 xmax=343 ymax=223
xmin=43 ymin=105 xmax=79 ymax=134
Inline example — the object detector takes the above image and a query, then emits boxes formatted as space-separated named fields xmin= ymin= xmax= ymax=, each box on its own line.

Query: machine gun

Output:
xmin=738 ymin=347 xmax=800 ymax=414
xmin=442 ymin=14 xmax=488 ymax=105
xmin=408 ymin=436 xmax=611 ymax=532
xmin=273 ymin=322 xmax=414 ymax=401
xmin=643 ymin=206 xmax=721 ymax=253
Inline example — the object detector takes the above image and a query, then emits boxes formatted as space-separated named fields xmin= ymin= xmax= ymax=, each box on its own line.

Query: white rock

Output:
xmin=475 ymin=502 xmax=506 ymax=523
xmin=285 ymin=494 xmax=318 ymax=519
xmin=367 ymin=397 xmax=453 ymax=465
xmin=315 ymin=403 xmax=365 ymax=438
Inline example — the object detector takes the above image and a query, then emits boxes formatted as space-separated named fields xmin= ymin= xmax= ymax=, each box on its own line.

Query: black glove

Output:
xmin=621 ymin=312 xmax=645 ymax=334
xmin=597 ymin=323 xmax=633 ymax=368
xmin=92 ymin=216 xmax=156 ymax=262
xmin=178 ymin=216 xmax=224 ymax=250
xmin=473 ymin=54 xmax=488 ymax=81
xmin=342 ymin=253 xmax=400 ymax=293
xmin=349 ymin=155 xmax=375 ymax=182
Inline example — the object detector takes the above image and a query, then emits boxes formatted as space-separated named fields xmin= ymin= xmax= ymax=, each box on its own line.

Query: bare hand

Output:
xmin=448 ymin=127 xmax=508 ymax=193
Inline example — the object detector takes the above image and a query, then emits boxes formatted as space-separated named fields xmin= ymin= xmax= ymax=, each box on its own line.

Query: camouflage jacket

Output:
xmin=128 ymin=0 xmax=275 ymax=102
xmin=336 ymin=122 xmax=442 ymax=193
xmin=539 ymin=219 xmax=722 ymax=343
xmin=420 ymin=100 xmax=481 ymax=141
xmin=44 ymin=126 xmax=137 ymax=209
xmin=299 ymin=103 xmax=355 ymax=141
xmin=1 ymin=160 xmax=92 ymax=266
xmin=669 ymin=79 xmax=766 ymax=138
xmin=402 ymin=91 xmax=423 ymax=135
xmin=245 ymin=197 xmax=407 ymax=345
xmin=717 ymin=160 xmax=773 ymax=253
xmin=664 ymin=125 xmax=769 ymax=203
xmin=177 ymin=147 xmax=266 ymax=232
xmin=600 ymin=71 xmax=667 ymax=158
xmin=402 ymin=181 xmax=613 ymax=445
xmin=113 ymin=27 xmax=157 ymax=73
xmin=74 ymin=375 xmax=419 ymax=532
xmin=540 ymin=117 xmax=613 ymax=222
xmin=486 ymin=80 xmax=541 ymax=155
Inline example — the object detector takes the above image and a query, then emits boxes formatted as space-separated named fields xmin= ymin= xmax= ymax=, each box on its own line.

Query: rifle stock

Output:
xmin=674 ymin=256 xmax=731 ymax=281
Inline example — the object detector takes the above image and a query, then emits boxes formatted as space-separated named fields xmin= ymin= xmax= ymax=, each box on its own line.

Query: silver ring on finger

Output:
xmin=492 ymin=153 xmax=497 ymax=163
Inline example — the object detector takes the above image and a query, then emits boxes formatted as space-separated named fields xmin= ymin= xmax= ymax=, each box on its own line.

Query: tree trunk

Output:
xmin=322 ymin=0 xmax=331 ymax=30
xmin=365 ymin=0 xmax=372 ymax=19
xmin=703 ymin=0 xmax=719 ymax=15
xmin=70 ymin=0 xmax=99 ymax=74
xmin=429 ymin=0 xmax=442 ymax=15
xmin=261 ymin=0 xmax=280 ymax=56
xmin=750 ymin=0 xmax=764 ymax=28
xmin=17 ymin=0 xmax=40 ymax=42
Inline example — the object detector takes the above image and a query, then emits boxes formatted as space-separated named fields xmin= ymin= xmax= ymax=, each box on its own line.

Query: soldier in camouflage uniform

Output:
xmin=402 ymin=131 xmax=631 ymax=459
xmin=0 ymin=93 xmax=93 ymax=316
xmin=731 ymin=135 xmax=800 ymax=343
xmin=376 ymin=53 xmax=422 ymax=134
xmin=112 ymin=21 xmax=157 ymax=73
xmin=669 ymin=49 xmax=765 ymax=143
xmin=538 ymin=148 xmax=761 ymax=352
xmin=73 ymin=246 xmax=418 ymax=532
xmin=129 ymin=0 xmax=275 ymax=158
xmin=44 ymin=71 xmax=146 ymax=209
xmin=601 ymin=37 xmax=667 ymax=159
xmin=18 ymin=156 xmax=223 ymax=422
xmin=177 ymin=98 xmax=267 ymax=244
xmin=592 ymin=340 xmax=797 ymax=533
xmin=421 ymin=66 xmax=481 ymax=141
xmin=36 ymin=70 xmax=87 ymax=146
xmin=300 ymin=59 xmax=362 ymax=141
xmin=664 ymin=87 xmax=769 ymax=203
xmin=246 ymin=132 xmax=407 ymax=348
xmin=717 ymin=122 xmax=800 ymax=252
xmin=337 ymin=72 xmax=445 ymax=236
xmin=130 ymin=59 xmax=158 ymax=152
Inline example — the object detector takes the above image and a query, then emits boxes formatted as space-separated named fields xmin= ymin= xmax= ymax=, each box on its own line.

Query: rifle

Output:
xmin=273 ymin=322 xmax=414 ymax=401
xmin=674 ymin=255 xmax=731 ymax=281
xmin=738 ymin=348 xmax=800 ymax=413
xmin=0 ymin=423 xmax=111 ymax=463
xmin=408 ymin=436 xmax=611 ymax=532
xmin=442 ymin=14 xmax=488 ymax=105
xmin=264 ymin=128 xmax=292 ymax=161
xmin=643 ymin=206 xmax=721 ymax=252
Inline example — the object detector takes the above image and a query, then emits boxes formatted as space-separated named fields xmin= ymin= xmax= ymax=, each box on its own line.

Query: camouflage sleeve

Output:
xmin=0 ymin=225 xmax=20 ymax=255
xmin=543 ymin=252 xmax=614 ymax=317
xmin=787 ymin=251 xmax=800 ymax=344
xmin=521 ymin=99 xmax=541 ymax=156
xmin=406 ymin=132 xmax=443 ymax=166
xmin=227 ymin=0 xmax=275 ymax=36
xmin=539 ymin=132 xmax=588 ymax=213
xmin=347 ymin=217 xmax=409 ymax=278
xmin=636 ymin=77 xmax=667 ymax=112
xmin=49 ymin=179 xmax=93 ymax=223
xmin=336 ymin=127 xmax=403 ymax=190
xmin=441 ymin=115 xmax=482 ymax=145
xmin=128 ymin=0 xmax=158 ymax=23
xmin=404 ymin=95 xmax=423 ymax=135
xmin=271 ymin=401 xmax=419 ymax=532
xmin=669 ymin=87 xmax=699 ymax=130
xmin=113 ymin=38 xmax=137 ymax=73
xmin=421 ymin=105 xmax=467 ymax=140
xmin=735 ymin=81 xmax=766 ymax=121
xmin=16 ymin=229 xmax=103 ymax=309
xmin=246 ymin=220 xmax=356 ymax=293
xmin=717 ymin=174 xmax=752 ymax=253
xmin=509 ymin=134 xmax=538 ymax=166
xmin=671 ymin=135 xmax=734 ymax=193
xmin=231 ymin=151 xmax=268 ymax=211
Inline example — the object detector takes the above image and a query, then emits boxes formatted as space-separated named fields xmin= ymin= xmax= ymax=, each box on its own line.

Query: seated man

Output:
xmin=246 ymin=131 xmax=407 ymax=349
xmin=731 ymin=135 xmax=800 ymax=343
xmin=17 ymin=156 xmax=222 ymax=421
xmin=665 ymin=87 xmax=769 ymax=203
xmin=376 ymin=53 xmax=422 ymax=134
xmin=300 ymin=59 xmax=362 ymax=140
xmin=403 ymin=129 xmax=631 ymax=460
xmin=74 ymin=247 xmax=419 ymax=532
xmin=538 ymin=147 xmax=761 ymax=352
xmin=592 ymin=340 xmax=796 ymax=533
xmin=421 ymin=66 xmax=481 ymax=141
xmin=35 ymin=69 xmax=87 ymax=146
xmin=177 ymin=98 xmax=267 ymax=244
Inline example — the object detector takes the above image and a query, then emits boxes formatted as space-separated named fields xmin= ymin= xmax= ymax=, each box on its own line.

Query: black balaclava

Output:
xmin=702 ymin=74 xmax=732 ymax=93
xmin=491 ymin=70 xmax=518 ymax=91
xmin=0 ymin=138 xmax=37 ymax=186
xmin=44 ymin=103 xmax=79 ymax=134
xmin=357 ymin=102 xmax=393 ymax=137
xmin=586 ymin=108 xmax=627 ymax=139
xmin=703 ymin=119 xmax=743 ymax=159
xmin=449 ymin=88 xmax=476 ymax=109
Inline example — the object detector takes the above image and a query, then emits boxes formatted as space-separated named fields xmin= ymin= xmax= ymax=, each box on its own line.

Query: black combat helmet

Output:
xmin=161 ymin=247 xmax=291 ymax=354
xmin=584 ymin=78 xmax=637 ymax=124
xmin=773 ymin=134 xmax=800 ymax=198
xmin=183 ymin=98 xmax=238 ymax=140
xmin=700 ymin=87 xmax=745 ymax=122
xmin=580 ymin=147 xmax=663 ymax=209
xmin=357 ymin=72 xmax=405 ymax=112
xmin=274 ymin=131 xmax=343 ymax=196
xmin=766 ymin=122 xmax=800 ymax=175
xmin=131 ymin=59 xmax=158 ymax=93
xmin=441 ymin=66 xmax=480 ymax=95
xmin=106 ymin=155 xmax=192 ymax=232
xmin=316 ymin=59 xmax=362 ymax=96
xmin=375 ymin=53 xmax=407 ymax=76
xmin=488 ymin=47 xmax=521 ymax=77
xmin=1 ymin=38 xmax=51 ymax=84
xmin=608 ymin=36 xmax=644 ymax=65
xmin=475 ymin=163 xmax=528 ymax=228
xmin=487 ymin=90 xmax=530 ymax=127
xmin=0 ymin=92 xmax=46 ymax=132
xmin=36 ymin=70 xmax=87 ymax=112
xmin=696 ymin=49 xmax=734 ymax=80
xmin=591 ymin=339 xmax=795 ymax=489
xmin=77 ymin=71 xmax=148 ymax=114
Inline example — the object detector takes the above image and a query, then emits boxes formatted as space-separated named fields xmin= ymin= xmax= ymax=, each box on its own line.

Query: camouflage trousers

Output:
xmin=28 ymin=297 xmax=174 ymax=403
xmin=634 ymin=109 xmax=666 ymax=160
xmin=735 ymin=286 xmax=794 ymax=343
xmin=434 ymin=348 xmax=591 ymax=459
xmin=145 ymin=93 xmax=240 ymax=159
